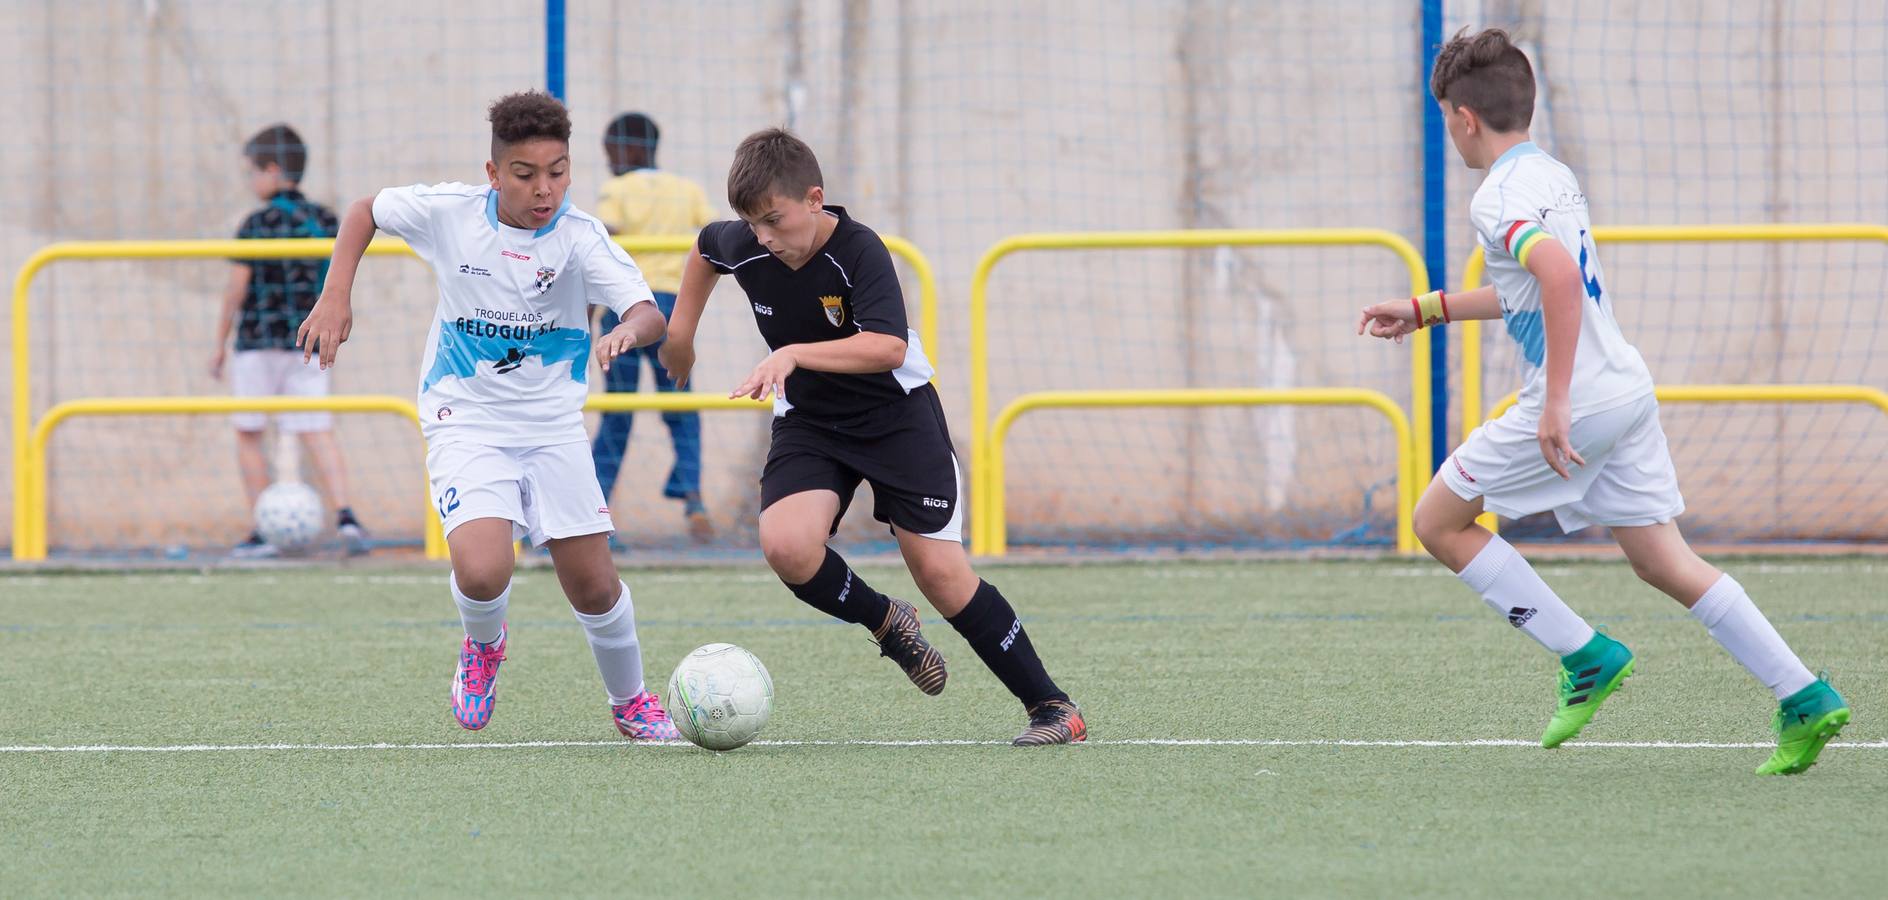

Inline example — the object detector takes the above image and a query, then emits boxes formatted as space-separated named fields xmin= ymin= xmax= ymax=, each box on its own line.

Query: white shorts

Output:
xmin=1441 ymin=393 xmax=1685 ymax=533
xmin=230 ymin=349 xmax=332 ymax=432
xmin=426 ymin=440 xmax=614 ymax=547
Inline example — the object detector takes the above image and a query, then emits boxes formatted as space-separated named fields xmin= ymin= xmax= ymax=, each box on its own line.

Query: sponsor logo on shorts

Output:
xmin=999 ymin=618 xmax=1021 ymax=651
xmin=753 ymin=303 xmax=773 ymax=316
xmin=458 ymin=264 xmax=491 ymax=277
xmin=921 ymin=497 xmax=950 ymax=509
xmin=436 ymin=406 xmax=452 ymax=420
xmin=1452 ymin=456 xmax=1477 ymax=484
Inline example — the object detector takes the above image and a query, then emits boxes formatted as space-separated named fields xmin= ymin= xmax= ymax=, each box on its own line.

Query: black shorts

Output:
xmin=760 ymin=383 xmax=963 ymax=540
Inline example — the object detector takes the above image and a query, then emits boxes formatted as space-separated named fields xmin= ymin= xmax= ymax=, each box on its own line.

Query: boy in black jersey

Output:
xmin=660 ymin=129 xmax=1084 ymax=745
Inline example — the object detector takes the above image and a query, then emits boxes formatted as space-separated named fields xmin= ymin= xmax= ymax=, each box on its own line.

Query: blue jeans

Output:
xmin=591 ymin=293 xmax=702 ymax=505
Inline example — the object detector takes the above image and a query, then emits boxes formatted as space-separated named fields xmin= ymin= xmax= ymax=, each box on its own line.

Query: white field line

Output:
xmin=3 ymin=737 xmax=1886 ymax=754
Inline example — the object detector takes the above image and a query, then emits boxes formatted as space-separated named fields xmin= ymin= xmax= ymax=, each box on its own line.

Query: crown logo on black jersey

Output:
xmin=819 ymin=295 xmax=845 ymax=328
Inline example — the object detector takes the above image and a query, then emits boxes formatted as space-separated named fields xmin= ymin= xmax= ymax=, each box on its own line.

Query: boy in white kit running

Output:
xmin=1359 ymin=29 xmax=1848 ymax=774
xmin=297 ymin=91 xmax=678 ymax=739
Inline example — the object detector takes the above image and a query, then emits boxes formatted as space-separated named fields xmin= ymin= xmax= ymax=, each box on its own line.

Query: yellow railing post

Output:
xmin=10 ymin=235 xmax=936 ymax=559
xmin=23 ymin=395 xmax=443 ymax=561
xmin=984 ymin=388 xmax=1416 ymax=555
xmin=968 ymin=229 xmax=1430 ymax=554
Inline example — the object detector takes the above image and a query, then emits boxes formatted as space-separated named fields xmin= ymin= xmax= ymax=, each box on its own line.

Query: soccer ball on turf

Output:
xmin=254 ymin=481 xmax=325 ymax=550
xmin=667 ymin=643 xmax=774 ymax=751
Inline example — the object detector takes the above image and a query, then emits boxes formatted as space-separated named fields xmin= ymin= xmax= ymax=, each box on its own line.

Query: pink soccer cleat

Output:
xmin=612 ymin=691 xmax=681 ymax=740
xmin=451 ymin=629 xmax=507 ymax=731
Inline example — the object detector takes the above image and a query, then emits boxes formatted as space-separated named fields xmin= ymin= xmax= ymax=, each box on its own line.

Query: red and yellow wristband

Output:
xmin=1410 ymin=290 xmax=1450 ymax=328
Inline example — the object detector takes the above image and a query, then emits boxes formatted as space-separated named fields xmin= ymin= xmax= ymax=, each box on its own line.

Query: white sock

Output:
xmin=1690 ymin=574 xmax=1817 ymax=700
xmin=451 ymin=573 xmax=509 ymax=646
xmin=574 ymin=581 xmax=646 ymax=705
xmin=1457 ymin=535 xmax=1597 ymax=656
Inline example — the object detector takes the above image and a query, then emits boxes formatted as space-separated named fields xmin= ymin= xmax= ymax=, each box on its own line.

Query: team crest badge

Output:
xmin=535 ymin=266 xmax=557 ymax=293
xmin=819 ymin=295 xmax=845 ymax=327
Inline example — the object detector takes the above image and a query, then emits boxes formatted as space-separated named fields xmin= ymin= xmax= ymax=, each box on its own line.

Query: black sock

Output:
xmin=336 ymin=507 xmax=359 ymax=527
xmin=947 ymin=580 xmax=1067 ymax=707
xmin=785 ymin=548 xmax=892 ymax=628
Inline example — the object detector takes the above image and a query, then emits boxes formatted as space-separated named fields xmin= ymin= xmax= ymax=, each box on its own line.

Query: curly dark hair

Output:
xmin=488 ymin=91 xmax=571 ymax=159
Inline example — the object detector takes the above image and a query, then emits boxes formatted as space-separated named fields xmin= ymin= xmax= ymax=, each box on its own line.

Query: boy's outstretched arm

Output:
xmin=297 ymin=196 xmax=377 ymax=369
xmin=728 ymin=332 xmax=907 ymax=403
xmin=596 ymin=299 xmax=665 ymax=372
xmin=1356 ymin=285 xmax=1502 ymax=343
xmin=659 ymin=251 xmax=719 ymax=388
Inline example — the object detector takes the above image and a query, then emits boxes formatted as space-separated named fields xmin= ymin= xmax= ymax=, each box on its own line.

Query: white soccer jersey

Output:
xmin=373 ymin=182 xmax=655 ymax=447
xmin=1470 ymin=143 xmax=1653 ymax=417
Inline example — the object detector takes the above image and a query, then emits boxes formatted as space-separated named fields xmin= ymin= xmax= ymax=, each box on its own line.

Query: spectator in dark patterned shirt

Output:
xmin=210 ymin=123 xmax=369 ymax=557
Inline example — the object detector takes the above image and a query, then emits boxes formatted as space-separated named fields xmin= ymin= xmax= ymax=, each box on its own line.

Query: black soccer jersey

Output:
xmin=696 ymin=206 xmax=933 ymax=420
xmin=233 ymin=189 xmax=339 ymax=351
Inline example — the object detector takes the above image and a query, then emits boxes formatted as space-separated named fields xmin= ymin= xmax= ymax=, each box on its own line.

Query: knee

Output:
xmin=453 ymin=562 xmax=513 ymax=602
xmin=905 ymin=544 xmax=976 ymax=601
xmin=760 ymin=528 xmax=825 ymax=584
xmin=907 ymin=553 xmax=965 ymax=598
xmin=1412 ymin=502 xmax=1453 ymax=549
xmin=566 ymin=574 xmax=623 ymax=616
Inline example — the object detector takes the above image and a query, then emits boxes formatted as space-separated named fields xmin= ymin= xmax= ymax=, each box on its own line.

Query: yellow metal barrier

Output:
xmin=10 ymin=234 xmax=937 ymax=559
xmin=1473 ymin=384 xmax=1888 ymax=533
xmin=983 ymin=388 xmax=1416 ymax=555
xmin=21 ymin=395 xmax=445 ymax=561
xmin=1485 ymin=384 xmax=1888 ymax=421
xmin=967 ymin=229 xmax=1432 ymax=554
xmin=1459 ymin=223 xmax=1888 ymax=532
xmin=1460 ymin=223 xmax=1888 ymax=447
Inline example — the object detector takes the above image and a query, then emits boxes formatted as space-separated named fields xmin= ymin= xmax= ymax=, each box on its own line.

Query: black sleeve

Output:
xmin=695 ymin=221 xmax=739 ymax=274
xmin=846 ymin=234 xmax=907 ymax=338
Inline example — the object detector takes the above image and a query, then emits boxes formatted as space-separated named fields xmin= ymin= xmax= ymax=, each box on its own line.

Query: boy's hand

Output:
xmin=595 ymin=321 xmax=646 ymax=373
xmin=658 ymin=340 xmax=696 ymax=389
xmin=297 ymin=287 xmax=353 ymax=369
xmin=731 ymin=348 xmax=797 ymax=402
xmin=1538 ymin=398 xmax=1585 ymax=479
xmin=208 ymin=346 xmax=227 ymax=380
xmin=1357 ymin=299 xmax=1420 ymax=344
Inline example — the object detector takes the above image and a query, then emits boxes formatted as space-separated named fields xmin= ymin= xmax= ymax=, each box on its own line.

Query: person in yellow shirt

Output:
xmin=592 ymin=112 xmax=718 ymax=542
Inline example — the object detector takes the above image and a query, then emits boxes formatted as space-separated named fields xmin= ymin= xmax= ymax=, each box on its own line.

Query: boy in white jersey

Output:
xmin=296 ymin=92 xmax=679 ymax=740
xmin=1359 ymin=29 xmax=1847 ymax=774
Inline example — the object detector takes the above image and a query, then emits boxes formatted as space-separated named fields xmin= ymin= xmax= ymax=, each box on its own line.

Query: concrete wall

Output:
xmin=2 ymin=0 xmax=1883 ymax=554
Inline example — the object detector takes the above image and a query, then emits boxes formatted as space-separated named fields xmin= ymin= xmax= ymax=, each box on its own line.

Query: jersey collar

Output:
xmin=1491 ymin=141 xmax=1542 ymax=169
xmin=485 ymin=188 xmax=571 ymax=239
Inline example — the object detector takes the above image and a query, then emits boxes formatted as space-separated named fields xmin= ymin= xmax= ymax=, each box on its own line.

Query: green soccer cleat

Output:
xmin=1755 ymin=679 xmax=1850 ymax=776
xmin=1541 ymin=633 xmax=1635 ymax=748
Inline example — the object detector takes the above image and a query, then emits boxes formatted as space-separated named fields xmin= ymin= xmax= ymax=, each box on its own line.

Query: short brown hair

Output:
xmin=488 ymin=91 xmax=571 ymax=160
xmin=727 ymin=128 xmax=823 ymax=217
xmin=244 ymin=123 xmax=308 ymax=183
xmin=1430 ymin=28 xmax=1535 ymax=133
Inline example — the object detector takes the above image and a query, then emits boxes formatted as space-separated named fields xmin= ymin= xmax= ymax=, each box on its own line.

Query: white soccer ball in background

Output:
xmin=254 ymin=481 xmax=325 ymax=550
xmin=668 ymin=643 xmax=774 ymax=751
